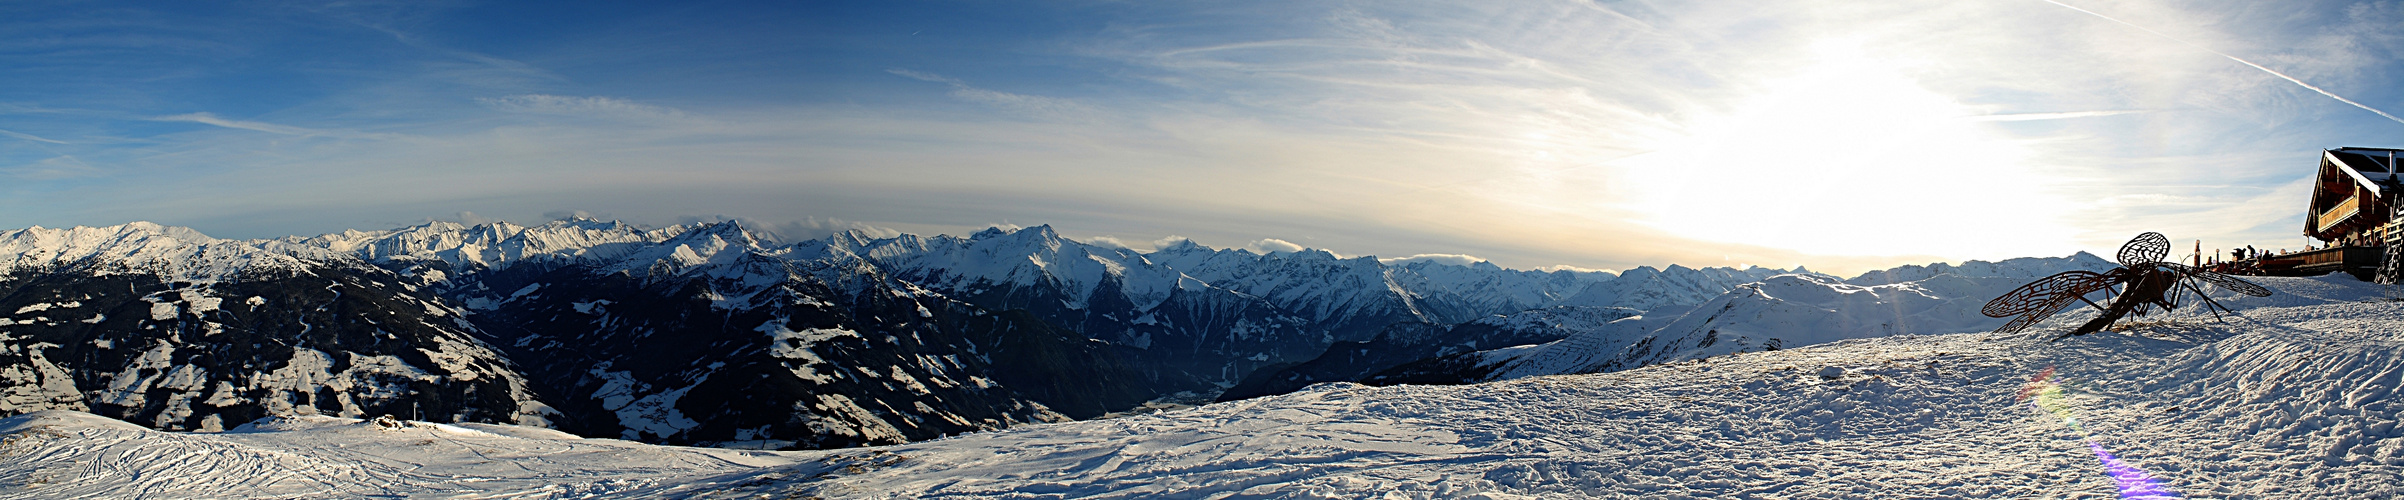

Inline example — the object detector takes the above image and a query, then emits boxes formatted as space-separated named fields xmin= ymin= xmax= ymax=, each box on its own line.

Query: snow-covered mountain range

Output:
xmin=0 ymin=218 xmax=1812 ymax=448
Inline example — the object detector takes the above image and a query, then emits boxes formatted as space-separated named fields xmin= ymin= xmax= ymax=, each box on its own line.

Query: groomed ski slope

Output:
xmin=5 ymin=275 xmax=2403 ymax=498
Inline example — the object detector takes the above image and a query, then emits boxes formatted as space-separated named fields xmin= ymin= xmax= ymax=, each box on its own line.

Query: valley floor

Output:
xmin=7 ymin=276 xmax=2404 ymax=498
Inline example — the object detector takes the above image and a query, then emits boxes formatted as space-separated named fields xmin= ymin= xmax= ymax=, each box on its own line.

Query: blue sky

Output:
xmin=4 ymin=0 xmax=2402 ymax=275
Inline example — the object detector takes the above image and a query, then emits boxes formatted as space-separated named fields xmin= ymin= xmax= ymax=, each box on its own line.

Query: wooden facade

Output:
xmin=2306 ymin=147 xmax=2404 ymax=245
xmin=2290 ymin=147 xmax=2404 ymax=280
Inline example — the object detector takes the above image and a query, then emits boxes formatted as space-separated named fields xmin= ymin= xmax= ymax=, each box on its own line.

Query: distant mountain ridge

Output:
xmin=0 ymin=217 xmax=1829 ymax=448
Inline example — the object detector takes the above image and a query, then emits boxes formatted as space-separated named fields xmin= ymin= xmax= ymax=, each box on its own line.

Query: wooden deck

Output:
xmin=2250 ymin=245 xmax=2383 ymax=281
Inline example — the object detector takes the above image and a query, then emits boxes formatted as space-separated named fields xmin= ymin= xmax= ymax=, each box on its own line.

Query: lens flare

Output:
xmin=2020 ymin=366 xmax=2183 ymax=499
xmin=2089 ymin=441 xmax=2182 ymax=499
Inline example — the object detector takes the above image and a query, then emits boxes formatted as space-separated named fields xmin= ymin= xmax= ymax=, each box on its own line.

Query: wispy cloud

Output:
xmin=1381 ymin=253 xmax=1487 ymax=266
xmin=887 ymin=69 xmax=963 ymax=86
xmin=673 ymin=214 xmax=901 ymax=243
xmin=477 ymin=94 xmax=694 ymax=122
xmin=1538 ymin=264 xmax=1613 ymax=274
xmin=309 ymin=1 xmax=565 ymax=88
xmin=0 ymin=129 xmax=68 ymax=144
xmin=1079 ymin=235 xmax=1136 ymax=250
xmin=2038 ymin=0 xmax=2404 ymax=126
xmin=0 ymin=155 xmax=103 ymax=180
xmin=1245 ymin=238 xmax=1305 ymax=254
xmin=150 ymin=113 xmax=401 ymax=139
xmin=888 ymin=68 xmax=1096 ymax=118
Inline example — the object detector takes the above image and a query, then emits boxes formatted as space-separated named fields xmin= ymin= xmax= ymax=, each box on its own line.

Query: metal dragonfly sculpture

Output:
xmin=1982 ymin=232 xmax=2273 ymax=340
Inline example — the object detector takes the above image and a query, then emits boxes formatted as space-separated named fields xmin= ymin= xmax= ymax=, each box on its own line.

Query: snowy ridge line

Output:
xmin=2 ymin=219 xmax=1822 ymax=323
xmin=2 ymin=218 xmax=2103 ymax=292
xmin=291 ymin=218 xmax=691 ymax=272
xmin=0 ymin=222 xmax=355 ymax=282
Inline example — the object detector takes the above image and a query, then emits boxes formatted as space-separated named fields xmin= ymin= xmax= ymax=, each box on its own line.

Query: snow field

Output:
xmin=669 ymin=276 xmax=2404 ymax=498
xmin=3 ymin=276 xmax=2401 ymax=498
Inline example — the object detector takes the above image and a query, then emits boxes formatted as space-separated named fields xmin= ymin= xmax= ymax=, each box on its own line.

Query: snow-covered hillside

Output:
xmin=0 ymin=223 xmax=560 ymax=432
xmin=1477 ymin=273 xmax=2059 ymax=381
xmin=1369 ymin=254 xmax=2123 ymax=386
xmin=1218 ymin=305 xmax=1638 ymax=401
xmin=7 ymin=275 xmax=2400 ymax=498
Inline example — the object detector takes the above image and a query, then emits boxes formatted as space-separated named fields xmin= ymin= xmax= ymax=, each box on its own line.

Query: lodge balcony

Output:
xmin=2317 ymin=195 xmax=2361 ymax=233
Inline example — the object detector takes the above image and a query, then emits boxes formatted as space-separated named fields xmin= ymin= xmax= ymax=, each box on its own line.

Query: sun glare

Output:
xmin=1618 ymin=40 xmax=2073 ymax=259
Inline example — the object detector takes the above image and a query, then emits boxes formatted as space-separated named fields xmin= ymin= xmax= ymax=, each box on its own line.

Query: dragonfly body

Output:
xmin=1984 ymin=232 xmax=2273 ymax=339
xmin=2065 ymin=265 xmax=2180 ymax=337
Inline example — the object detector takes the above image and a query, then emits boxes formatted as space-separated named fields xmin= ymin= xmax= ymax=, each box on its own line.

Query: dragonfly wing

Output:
xmin=2117 ymin=232 xmax=2171 ymax=266
xmin=1983 ymin=270 xmax=2115 ymax=317
xmin=2166 ymin=263 xmax=2274 ymax=297
xmin=1996 ymin=293 xmax=2082 ymax=334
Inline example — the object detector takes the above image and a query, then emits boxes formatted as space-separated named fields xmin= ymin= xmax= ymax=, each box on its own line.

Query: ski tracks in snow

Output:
xmin=0 ymin=413 xmax=797 ymax=499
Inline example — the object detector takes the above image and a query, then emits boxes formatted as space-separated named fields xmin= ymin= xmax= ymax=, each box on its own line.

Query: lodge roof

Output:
xmin=2326 ymin=147 xmax=2404 ymax=197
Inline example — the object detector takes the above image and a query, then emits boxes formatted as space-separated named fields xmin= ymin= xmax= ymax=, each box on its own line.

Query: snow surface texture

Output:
xmin=0 ymin=411 xmax=795 ymax=498
xmin=7 ymin=275 xmax=2402 ymax=498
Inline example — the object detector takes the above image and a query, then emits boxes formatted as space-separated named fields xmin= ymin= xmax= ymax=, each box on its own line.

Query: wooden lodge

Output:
xmin=2306 ymin=147 xmax=2404 ymax=245
xmin=2249 ymin=147 xmax=2404 ymax=280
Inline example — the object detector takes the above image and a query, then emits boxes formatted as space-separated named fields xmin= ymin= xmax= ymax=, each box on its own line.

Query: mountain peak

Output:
xmin=827 ymin=227 xmax=890 ymax=249
xmin=966 ymin=225 xmax=1066 ymax=248
xmin=1153 ymin=237 xmax=1207 ymax=253
xmin=678 ymin=220 xmax=765 ymax=247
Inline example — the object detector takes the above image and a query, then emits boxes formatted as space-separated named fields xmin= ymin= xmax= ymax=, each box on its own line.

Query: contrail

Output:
xmin=2043 ymin=0 xmax=2404 ymax=126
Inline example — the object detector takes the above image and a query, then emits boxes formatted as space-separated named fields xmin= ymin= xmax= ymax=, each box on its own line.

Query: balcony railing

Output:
xmin=2318 ymin=195 xmax=2362 ymax=232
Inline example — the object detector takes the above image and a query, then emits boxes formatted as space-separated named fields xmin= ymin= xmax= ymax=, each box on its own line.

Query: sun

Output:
xmin=1616 ymin=39 xmax=2074 ymax=259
